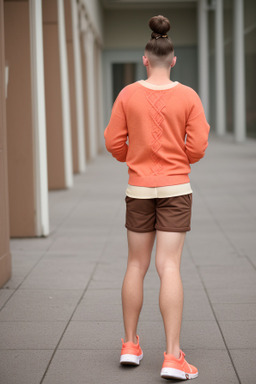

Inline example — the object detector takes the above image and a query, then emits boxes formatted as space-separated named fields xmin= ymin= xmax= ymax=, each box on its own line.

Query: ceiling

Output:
xmin=100 ymin=0 xmax=197 ymax=10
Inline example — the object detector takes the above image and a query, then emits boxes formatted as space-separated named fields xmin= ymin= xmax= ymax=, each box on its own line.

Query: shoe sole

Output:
xmin=161 ymin=367 xmax=198 ymax=380
xmin=120 ymin=353 xmax=143 ymax=366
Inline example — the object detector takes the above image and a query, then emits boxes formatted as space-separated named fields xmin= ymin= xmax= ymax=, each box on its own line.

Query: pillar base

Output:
xmin=0 ymin=251 xmax=12 ymax=288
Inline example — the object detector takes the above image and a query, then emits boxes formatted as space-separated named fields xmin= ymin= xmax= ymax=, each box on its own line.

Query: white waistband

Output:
xmin=126 ymin=183 xmax=193 ymax=199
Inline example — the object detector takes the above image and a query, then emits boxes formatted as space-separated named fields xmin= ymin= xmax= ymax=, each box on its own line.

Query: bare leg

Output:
xmin=155 ymin=231 xmax=186 ymax=359
xmin=122 ymin=230 xmax=155 ymax=343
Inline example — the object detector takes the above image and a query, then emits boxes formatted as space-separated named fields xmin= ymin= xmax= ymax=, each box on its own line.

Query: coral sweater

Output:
xmin=104 ymin=80 xmax=210 ymax=187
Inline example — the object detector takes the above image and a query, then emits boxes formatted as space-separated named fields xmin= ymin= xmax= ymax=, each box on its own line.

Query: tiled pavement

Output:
xmin=0 ymin=134 xmax=256 ymax=384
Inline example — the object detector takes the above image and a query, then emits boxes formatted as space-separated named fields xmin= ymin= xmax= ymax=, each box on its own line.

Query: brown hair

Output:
xmin=145 ymin=15 xmax=174 ymax=57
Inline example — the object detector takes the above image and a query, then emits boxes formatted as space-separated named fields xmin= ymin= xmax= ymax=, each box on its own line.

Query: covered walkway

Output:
xmin=0 ymin=135 xmax=256 ymax=384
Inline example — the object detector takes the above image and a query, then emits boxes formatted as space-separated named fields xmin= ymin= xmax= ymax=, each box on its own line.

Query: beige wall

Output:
xmin=43 ymin=0 xmax=66 ymax=189
xmin=0 ymin=0 xmax=11 ymax=287
xmin=80 ymin=35 xmax=90 ymax=162
xmin=103 ymin=8 xmax=197 ymax=50
xmin=94 ymin=42 xmax=101 ymax=153
xmin=5 ymin=0 xmax=36 ymax=236
xmin=65 ymin=0 xmax=79 ymax=173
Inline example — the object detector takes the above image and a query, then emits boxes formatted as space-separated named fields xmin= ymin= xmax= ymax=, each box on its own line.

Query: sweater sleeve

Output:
xmin=104 ymin=92 xmax=128 ymax=162
xmin=185 ymin=91 xmax=210 ymax=164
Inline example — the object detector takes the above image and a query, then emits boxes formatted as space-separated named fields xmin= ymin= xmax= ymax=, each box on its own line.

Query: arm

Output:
xmin=104 ymin=93 xmax=128 ymax=162
xmin=185 ymin=92 xmax=210 ymax=164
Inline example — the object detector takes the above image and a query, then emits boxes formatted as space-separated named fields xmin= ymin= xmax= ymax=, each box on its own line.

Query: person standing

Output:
xmin=104 ymin=15 xmax=210 ymax=381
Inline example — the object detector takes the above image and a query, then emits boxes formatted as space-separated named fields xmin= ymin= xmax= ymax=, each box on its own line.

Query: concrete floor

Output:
xmin=0 ymin=134 xmax=256 ymax=384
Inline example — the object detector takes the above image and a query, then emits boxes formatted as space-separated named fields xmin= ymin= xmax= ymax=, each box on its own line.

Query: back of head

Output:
xmin=145 ymin=15 xmax=174 ymax=59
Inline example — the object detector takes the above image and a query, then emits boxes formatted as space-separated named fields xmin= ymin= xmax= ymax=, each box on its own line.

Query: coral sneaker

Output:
xmin=161 ymin=350 xmax=198 ymax=380
xmin=120 ymin=335 xmax=143 ymax=366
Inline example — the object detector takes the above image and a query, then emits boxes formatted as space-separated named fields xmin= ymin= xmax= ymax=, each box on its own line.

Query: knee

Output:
xmin=155 ymin=258 xmax=179 ymax=278
xmin=155 ymin=259 xmax=164 ymax=278
xmin=127 ymin=259 xmax=150 ymax=277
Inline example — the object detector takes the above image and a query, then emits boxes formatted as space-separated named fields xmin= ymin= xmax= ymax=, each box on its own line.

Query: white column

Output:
xmin=215 ymin=0 xmax=226 ymax=136
xmin=71 ymin=0 xmax=86 ymax=171
xmin=233 ymin=0 xmax=246 ymax=142
xmin=197 ymin=0 xmax=209 ymax=120
xmin=83 ymin=27 xmax=97 ymax=159
xmin=29 ymin=0 xmax=49 ymax=236
xmin=57 ymin=0 xmax=73 ymax=186
xmin=96 ymin=43 xmax=104 ymax=151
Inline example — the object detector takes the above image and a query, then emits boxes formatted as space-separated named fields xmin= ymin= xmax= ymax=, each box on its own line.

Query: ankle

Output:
xmin=125 ymin=335 xmax=137 ymax=344
xmin=166 ymin=346 xmax=180 ymax=359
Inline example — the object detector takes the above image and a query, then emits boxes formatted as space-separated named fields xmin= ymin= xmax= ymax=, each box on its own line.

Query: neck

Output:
xmin=146 ymin=67 xmax=172 ymax=85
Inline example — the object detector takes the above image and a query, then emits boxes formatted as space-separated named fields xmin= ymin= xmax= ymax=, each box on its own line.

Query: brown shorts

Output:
xmin=125 ymin=194 xmax=192 ymax=233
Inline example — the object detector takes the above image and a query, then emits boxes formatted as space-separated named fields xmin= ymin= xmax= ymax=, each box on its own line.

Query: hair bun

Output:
xmin=149 ymin=15 xmax=170 ymax=36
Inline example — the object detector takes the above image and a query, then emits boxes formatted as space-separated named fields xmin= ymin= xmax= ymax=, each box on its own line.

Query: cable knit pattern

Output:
xmin=146 ymin=92 xmax=166 ymax=175
xmin=104 ymin=81 xmax=210 ymax=187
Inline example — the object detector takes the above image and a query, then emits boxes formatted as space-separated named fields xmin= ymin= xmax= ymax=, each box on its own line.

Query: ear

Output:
xmin=143 ymin=55 xmax=149 ymax=67
xmin=171 ymin=56 xmax=177 ymax=68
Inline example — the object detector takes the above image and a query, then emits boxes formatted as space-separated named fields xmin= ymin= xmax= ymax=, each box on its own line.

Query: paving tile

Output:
xmin=186 ymin=232 xmax=235 ymax=259
xmin=42 ymin=252 xmax=99 ymax=262
xmin=2 ymin=252 xmax=43 ymax=289
xmin=198 ymin=261 xmax=256 ymax=290
xmin=183 ymin=289 xmax=215 ymax=321
xmin=0 ymin=289 xmax=14 ymax=309
xmin=102 ymin=241 xmax=128 ymax=259
xmin=181 ymin=270 xmax=205 ymax=290
xmin=206 ymin=286 xmax=256 ymax=304
xmin=203 ymin=195 xmax=246 ymax=218
xmin=53 ymin=226 xmax=110 ymax=239
xmin=226 ymin=231 xmax=256 ymax=262
xmin=229 ymin=349 xmax=256 ymax=384
xmin=246 ymin=254 xmax=256 ymax=269
xmin=19 ymin=258 xmax=96 ymax=290
xmin=188 ymin=247 xmax=245 ymax=266
xmin=218 ymin=321 xmax=256 ymax=349
xmin=191 ymin=218 xmax=221 ymax=234
xmin=144 ymin=271 xmax=160 ymax=290
xmin=187 ymin=349 xmax=239 ymax=384
xmin=218 ymin=217 xmax=256 ymax=233
xmin=0 ymin=321 xmax=66 ymax=350
xmin=0 ymin=350 xmax=52 ymax=384
xmin=73 ymin=298 xmax=123 ymax=322
xmin=72 ymin=289 xmax=122 ymax=322
xmin=43 ymin=348 xmax=239 ymax=384
xmin=213 ymin=303 xmax=256 ymax=321
xmin=88 ymin=266 xmax=125 ymax=290
xmin=10 ymin=237 xmax=55 ymax=252
xmin=84 ymin=287 xmax=121 ymax=302
xmin=60 ymin=217 xmax=110 ymax=229
xmin=58 ymin=321 xmax=124 ymax=350
xmin=0 ymin=289 xmax=82 ymax=322
xmin=71 ymin=201 xmax=118 ymax=218
xmin=43 ymin=349 xmax=161 ymax=384
xmin=140 ymin=305 xmax=162 ymax=322
xmin=60 ymin=212 xmax=118 ymax=229
xmin=179 ymin=321 xmax=226 ymax=350
xmin=47 ymin=236 xmax=106 ymax=255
